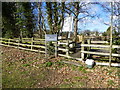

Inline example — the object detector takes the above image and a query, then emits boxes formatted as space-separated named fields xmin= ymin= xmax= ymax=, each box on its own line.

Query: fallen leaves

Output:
xmin=2 ymin=46 xmax=120 ymax=88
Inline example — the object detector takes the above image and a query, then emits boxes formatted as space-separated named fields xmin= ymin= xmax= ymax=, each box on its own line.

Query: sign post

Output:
xmin=55 ymin=41 xmax=58 ymax=57
xmin=45 ymin=34 xmax=57 ymax=59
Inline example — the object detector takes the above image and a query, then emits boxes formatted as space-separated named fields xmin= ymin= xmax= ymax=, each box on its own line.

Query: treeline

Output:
xmin=2 ymin=2 xmax=96 ymax=40
xmin=2 ymin=2 xmax=120 ymax=41
xmin=2 ymin=2 xmax=34 ymax=38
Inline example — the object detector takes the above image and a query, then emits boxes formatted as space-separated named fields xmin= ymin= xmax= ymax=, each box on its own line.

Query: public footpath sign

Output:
xmin=45 ymin=34 xmax=57 ymax=41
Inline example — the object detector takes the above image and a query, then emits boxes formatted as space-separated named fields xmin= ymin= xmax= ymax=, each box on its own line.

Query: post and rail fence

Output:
xmin=0 ymin=37 xmax=120 ymax=67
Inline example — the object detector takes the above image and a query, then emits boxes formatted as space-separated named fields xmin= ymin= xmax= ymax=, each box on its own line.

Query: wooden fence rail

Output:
xmin=81 ymin=44 xmax=120 ymax=49
xmin=0 ymin=38 xmax=46 ymax=53
xmin=0 ymin=38 xmax=70 ymax=56
xmin=91 ymin=41 xmax=109 ymax=44
xmin=81 ymin=51 xmax=120 ymax=57
xmin=81 ymin=40 xmax=120 ymax=59
xmin=1 ymin=38 xmax=120 ymax=67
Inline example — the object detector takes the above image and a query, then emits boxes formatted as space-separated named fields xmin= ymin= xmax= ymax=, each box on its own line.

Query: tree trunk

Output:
xmin=38 ymin=2 xmax=42 ymax=38
xmin=73 ymin=2 xmax=79 ymax=42
xmin=74 ymin=18 xmax=78 ymax=42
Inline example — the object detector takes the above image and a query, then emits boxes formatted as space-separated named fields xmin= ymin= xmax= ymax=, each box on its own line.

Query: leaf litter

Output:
xmin=2 ymin=46 xmax=120 ymax=88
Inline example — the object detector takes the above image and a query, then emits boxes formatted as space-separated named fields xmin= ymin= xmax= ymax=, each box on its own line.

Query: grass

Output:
xmin=59 ymin=83 xmax=73 ymax=88
xmin=71 ymin=65 xmax=77 ymax=70
xmin=115 ymin=72 xmax=120 ymax=77
xmin=60 ymin=80 xmax=86 ymax=88
xmin=2 ymin=54 xmax=45 ymax=88
xmin=3 ymin=66 xmax=34 ymax=88
xmin=107 ymin=80 xmax=116 ymax=87
xmin=22 ymin=63 xmax=30 ymax=67
xmin=3 ymin=61 xmax=45 ymax=88
xmin=64 ymin=79 xmax=70 ymax=82
xmin=74 ymin=76 xmax=82 ymax=80
xmin=44 ymin=62 xmax=53 ymax=67
xmin=78 ymin=66 xmax=88 ymax=73
xmin=55 ymin=61 xmax=64 ymax=68
xmin=2 ymin=47 xmax=120 ymax=88
xmin=74 ymin=76 xmax=88 ymax=80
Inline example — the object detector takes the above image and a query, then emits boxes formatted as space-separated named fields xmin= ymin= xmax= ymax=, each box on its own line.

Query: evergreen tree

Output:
xmin=2 ymin=2 xmax=17 ymax=38
xmin=16 ymin=2 xmax=34 ymax=38
xmin=15 ymin=2 xmax=25 ymax=38
xmin=2 ymin=2 xmax=35 ymax=38
xmin=22 ymin=2 xmax=34 ymax=38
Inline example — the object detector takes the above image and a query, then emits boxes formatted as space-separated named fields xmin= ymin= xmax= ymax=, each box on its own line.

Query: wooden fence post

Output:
xmin=18 ymin=38 xmax=20 ymax=49
xmin=45 ymin=39 xmax=47 ymax=60
xmin=66 ymin=39 xmax=69 ymax=57
xmin=31 ymin=37 xmax=33 ymax=50
xmin=8 ymin=38 xmax=10 ymax=46
xmin=0 ymin=37 xmax=3 ymax=44
xmin=19 ymin=36 xmax=22 ymax=43
xmin=81 ymin=36 xmax=85 ymax=60
xmin=55 ymin=41 xmax=58 ymax=57
xmin=87 ymin=39 xmax=91 ymax=58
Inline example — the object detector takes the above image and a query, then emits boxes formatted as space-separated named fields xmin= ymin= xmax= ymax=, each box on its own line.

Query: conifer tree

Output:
xmin=2 ymin=2 xmax=35 ymax=38
xmin=2 ymin=2 xmax=17 ymax=38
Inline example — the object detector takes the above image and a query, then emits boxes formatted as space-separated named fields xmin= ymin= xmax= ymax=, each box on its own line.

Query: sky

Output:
xmin=33 ymin=2 xmax=112 ymax=33
xmin=78 ymin=2 xmax=111 ymax=33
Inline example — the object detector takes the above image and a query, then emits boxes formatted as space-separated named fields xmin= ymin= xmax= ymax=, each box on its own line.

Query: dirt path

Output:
xmin=2 ymin=46 xmax=120 ymax=88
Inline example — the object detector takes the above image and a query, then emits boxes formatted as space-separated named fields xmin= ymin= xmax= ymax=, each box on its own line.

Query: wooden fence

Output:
xmin=0 ymin=38 xmax=46 ymax=53
xmin=81 ymin=39 xmax=120 ymax=66
xmin=81 ymin=40 xmax=120 ymax=59
xmin=0 ymin=38 xmax=120 ymax=67
xmin=0 ymin=38 xmax=73 ymax=56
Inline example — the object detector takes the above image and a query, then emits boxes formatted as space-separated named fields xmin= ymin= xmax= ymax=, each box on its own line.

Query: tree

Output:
xmin=81 ymin=30 xmax=91 ymax=36
xmin=2 ymin=2 xmax=17 ymax=38
xmin=73 ymin=2 xmax=79 ymax=42
xmin=46 ymin=2 xmax=65 ymax=34
xmin=15 ymin=2 xmax=25 ymax=38
xmin=65 ymin=2 xmax=96 ymax=41
xmin=113 ymin=2 xmax=120 ymax=37
xmin=97 ymin=2 xmax=120 ymax=37
xmin=16 ymin=2 xmax=35 ymax=38
xmin=46 ymin=2 xmax=53 ymax=34
xmin=2 ymin=2 xmax=35 ymax=38
xmin=22 ymin=2 xmax=35 ymax=38
xmin=37 ymin=2 xmax=44 ymax=38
